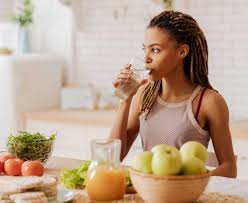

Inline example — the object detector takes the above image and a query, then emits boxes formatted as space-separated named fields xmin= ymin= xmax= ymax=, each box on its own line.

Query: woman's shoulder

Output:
xmin=202 ymin=88 xmax=229 ymax=117
xmin=203 ymin=88 xmax=227 ymax=105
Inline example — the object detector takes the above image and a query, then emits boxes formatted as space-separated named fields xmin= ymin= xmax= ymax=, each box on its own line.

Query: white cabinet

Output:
xmin=0 ymin=54 xmax=63 ymax=150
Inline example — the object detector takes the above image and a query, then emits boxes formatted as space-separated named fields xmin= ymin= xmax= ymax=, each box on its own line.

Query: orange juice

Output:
xmin=86 ymin=165 xmax=126 ymax=201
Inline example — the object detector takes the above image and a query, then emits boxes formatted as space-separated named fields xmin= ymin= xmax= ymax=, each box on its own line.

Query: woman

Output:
xmin=111 ymin=11 xmax=237 ymax=178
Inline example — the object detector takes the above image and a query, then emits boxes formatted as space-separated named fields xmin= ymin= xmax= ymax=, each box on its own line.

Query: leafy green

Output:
xmin=59 ymin=161 xmax=91 ymax=189
xmin=7 ymin=131 xmax=56 ymax=163
xmin=59 ymin=161 xmax=133 ymax=189
xmin=125 ymin=167 xmax=132 ymax=187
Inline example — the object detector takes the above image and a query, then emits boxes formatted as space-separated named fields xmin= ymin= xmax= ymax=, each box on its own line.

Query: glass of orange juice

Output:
xmin=86 ymin=139 xmax=126 ymax=202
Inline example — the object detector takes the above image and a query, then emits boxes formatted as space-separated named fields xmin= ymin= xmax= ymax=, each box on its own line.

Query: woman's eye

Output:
xmin=152 ymin=48 xmax=160 ymax=53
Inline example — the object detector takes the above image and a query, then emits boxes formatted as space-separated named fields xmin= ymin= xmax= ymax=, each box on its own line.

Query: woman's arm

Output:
xmin=111 ymin=69 xmax=148 ymax=160
xmin=110 ymin=89 xmax=145 ymax=161
xmin=205 ymin=91 xmax=237 ymax=178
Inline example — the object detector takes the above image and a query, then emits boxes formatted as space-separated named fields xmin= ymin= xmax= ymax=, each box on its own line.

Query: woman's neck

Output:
xmin=160 ymin=66 xmax=197 ymax=102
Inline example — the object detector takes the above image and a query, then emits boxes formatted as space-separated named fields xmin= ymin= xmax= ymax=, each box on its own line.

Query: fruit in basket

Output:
xmin=180 ymin=141 xmax=208 ymax=163
xmin=7 ymin=131 xmax=56 ymax=163
xmin=4 ymin=159 xmax=23 ymax=176
xmin=131 ymin=142 xmax=209 ymax=177
xmin=128 ymin=167 xmax=210 ymax=203
xmin=151 ymin=144 xmax=172 ymax=154
xmin=151 ymin=146 xmax=182 ymax=176
xmin=21 ymin=160 xmax=44 ymax=176
xmin=132 ymin=151 xmax=153 ymax=174
xmin=181 ymin=157 xmax=207 ymax=175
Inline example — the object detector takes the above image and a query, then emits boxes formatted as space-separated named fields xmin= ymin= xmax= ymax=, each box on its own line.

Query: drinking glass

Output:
xmin=114 ymin=57 xmax=149 ymax=101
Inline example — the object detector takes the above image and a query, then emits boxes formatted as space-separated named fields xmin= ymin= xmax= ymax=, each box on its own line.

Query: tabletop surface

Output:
xmin=0 ymin=156 xmax=248 ymax=201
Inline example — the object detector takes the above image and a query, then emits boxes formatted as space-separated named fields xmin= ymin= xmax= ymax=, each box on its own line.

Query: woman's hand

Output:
xmin=112 ymin=64 xmax=148 ymax=101
xmin=112 ymin=64 xmax=132 ymax=88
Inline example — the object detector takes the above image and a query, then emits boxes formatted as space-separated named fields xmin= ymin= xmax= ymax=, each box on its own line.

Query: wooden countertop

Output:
xmin=1 ymin=155 xmax=247 ymax=202
xmin=24 ymin=109 xmax=117 ymax=127
xmin=0 ymin=155 xmax=144 ymax=202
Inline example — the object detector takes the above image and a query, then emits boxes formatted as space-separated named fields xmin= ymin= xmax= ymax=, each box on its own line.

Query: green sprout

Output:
xmin=11 ymin=0 xmax=33 ymax=27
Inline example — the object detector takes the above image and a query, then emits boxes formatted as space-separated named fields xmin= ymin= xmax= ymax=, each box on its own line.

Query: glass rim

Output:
xmin=130 ymin=57 xmax=150 ymax=71
xmin=91 ymin=138 xmax=121 ymax=145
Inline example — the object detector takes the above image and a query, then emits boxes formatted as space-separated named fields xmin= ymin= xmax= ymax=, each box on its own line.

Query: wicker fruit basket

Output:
xmin=129 ymin=168 xmax=210 ymax=203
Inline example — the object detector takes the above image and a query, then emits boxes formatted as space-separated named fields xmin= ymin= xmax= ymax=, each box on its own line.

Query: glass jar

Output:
xmin=86 ymin=139 xmax=126 ymax=202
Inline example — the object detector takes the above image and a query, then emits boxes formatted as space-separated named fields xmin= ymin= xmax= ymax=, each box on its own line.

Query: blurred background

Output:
xmin=0 ymin=0 xmax=248 ymax=178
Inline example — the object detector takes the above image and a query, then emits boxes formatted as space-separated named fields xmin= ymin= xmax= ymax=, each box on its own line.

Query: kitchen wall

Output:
xmin=0 ymin=0 xmax=18 ymax=50
xmin=30 ymin=0 xmax=73 ymax=84
xmin=73 ymin=0 xmax=248 ymax=121
xmin=74 ymin=0 xmax=164 ymax=91
xmin=1 ymin=0 xmax=248 ymax=121
xmin=0 ymin=0 xmax=15 ymax=22
xmin=174 ymin=0 xmax=248 ymax=121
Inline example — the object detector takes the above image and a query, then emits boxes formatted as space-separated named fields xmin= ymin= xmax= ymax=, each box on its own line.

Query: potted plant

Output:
xmin=11 ymin=0 xmax=33 ymax=53
xmin=163 ymin=0 xmax=173 ymax=10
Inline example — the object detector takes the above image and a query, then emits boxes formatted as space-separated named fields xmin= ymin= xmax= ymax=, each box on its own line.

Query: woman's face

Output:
xmin=143 ymin=27 xmax=186 ymax=81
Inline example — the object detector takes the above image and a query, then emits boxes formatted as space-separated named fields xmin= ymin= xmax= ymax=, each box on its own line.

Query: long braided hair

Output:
xmin=141 ymin=11 xmax=212 ymax=119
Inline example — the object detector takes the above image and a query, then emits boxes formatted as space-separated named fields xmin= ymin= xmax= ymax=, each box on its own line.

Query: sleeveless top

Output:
xmin=139 ymin=85 xmax=210 ymax=150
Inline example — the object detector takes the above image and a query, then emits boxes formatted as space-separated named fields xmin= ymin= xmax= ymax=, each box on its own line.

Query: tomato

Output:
xmin=0 ymin=154 xmax=15 ymax=164
xmin=4 ymin=159 xmax=22 ymax=176
xmin=14 ymin=159 xmax=24 ymax=166
xmin=21 ymin=160 xmax=44 ymax=176
xmin=0 ymin=154 xmax=15 ymax=173
xmin=0 ymin=161 xmax=4 ymax=174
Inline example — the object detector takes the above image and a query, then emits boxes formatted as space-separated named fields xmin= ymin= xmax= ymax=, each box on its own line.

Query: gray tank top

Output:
xmin=139 ymin=85 xmax=210 ymax=150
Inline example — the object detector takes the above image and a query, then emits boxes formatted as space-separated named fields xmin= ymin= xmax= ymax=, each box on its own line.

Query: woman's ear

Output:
xmin=179 ymin=44 xmax=189 ymax=58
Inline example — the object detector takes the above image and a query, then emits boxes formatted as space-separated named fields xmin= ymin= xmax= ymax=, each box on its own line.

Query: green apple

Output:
xmin=132 ymin=151 xmax=153 ymax=174
xmin=151 ymin=146 xmax=182 ymax=176
xmin=151 ymin=144 xmax=171 ymax=154
xmin=181 ymin=157 xmax=207 ymax=175
xmin=180 ymin=141 xmax=208 ymax=163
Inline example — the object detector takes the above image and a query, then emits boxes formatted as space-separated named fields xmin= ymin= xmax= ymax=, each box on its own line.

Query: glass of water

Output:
xmin=114 ymin=57 xmax=150 ymax=101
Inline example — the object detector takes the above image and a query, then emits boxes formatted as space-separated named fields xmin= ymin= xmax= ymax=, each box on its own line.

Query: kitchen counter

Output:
xmin=24 ymin=109 xmax=248 ymax=139
xmin=0 ymin=155 xmax=247 ymax=202
xmin=0 ymin=156 xmax=83 ymax=183
xmin=24 ymin=109 xmax=116 ymax=127
xmin=47 ymin=157 xmax=248 ymax=201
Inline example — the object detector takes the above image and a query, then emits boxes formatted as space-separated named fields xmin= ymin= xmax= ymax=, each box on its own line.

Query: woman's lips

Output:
xmin=147 ymin=69 xmax=153 ymax=75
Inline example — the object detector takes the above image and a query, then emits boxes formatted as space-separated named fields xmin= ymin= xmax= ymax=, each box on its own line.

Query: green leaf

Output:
xmin=11 ymin=0 xmax=33 ymax=27
xmin=59 ymin=161 xmax=91 ymax=189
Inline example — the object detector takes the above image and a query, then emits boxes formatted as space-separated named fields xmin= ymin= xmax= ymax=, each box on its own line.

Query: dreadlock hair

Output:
xmin=141 ymin=10 xmax=212 ymax=119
